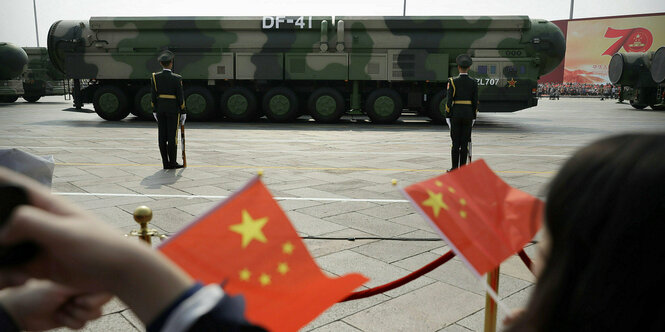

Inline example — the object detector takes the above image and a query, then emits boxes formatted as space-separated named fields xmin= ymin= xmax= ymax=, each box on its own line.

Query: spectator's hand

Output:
xmin=502 ymin=308 xmax=526 ymax=327
xmin=0 ymin=279 xmax=111 ymax=331
xmin=445 ymin=118 xmax=451 ymax=127
xmin=180 ymin=114 xmax=186 ymax=126
xmin=0 ymin=167 xmax=194 ymax=324
xmin=153 ymin=113 xmax=158 ymax=122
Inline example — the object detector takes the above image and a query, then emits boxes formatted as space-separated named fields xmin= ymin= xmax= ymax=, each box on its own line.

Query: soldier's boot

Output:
xmin=166 ymin=142 xmax=182 ymax=169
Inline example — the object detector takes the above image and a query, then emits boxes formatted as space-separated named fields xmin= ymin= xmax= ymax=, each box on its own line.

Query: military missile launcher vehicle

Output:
xmin=47 ymin=16 xmax=565 ymax=122
xmin=651 ymin=46 xmax=665 ymax=110
xmin=0 ymin=42 xmax=28 ymax=103
xmin=21 ymin=47 xmax=68 ymax=103
xmin=609 ymin=46 xmax=665 ymax=110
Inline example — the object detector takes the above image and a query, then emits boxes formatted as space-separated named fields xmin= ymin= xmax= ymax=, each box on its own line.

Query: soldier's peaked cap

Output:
xmin=456 ymin=54 xmax=472 ymax=67
xmin=157 ymin=50 xmax=174 ymax=62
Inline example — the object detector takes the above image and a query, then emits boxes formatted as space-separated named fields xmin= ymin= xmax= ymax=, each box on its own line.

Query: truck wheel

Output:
xmin=132 ymin=86 xmax=153 ymax=120
xmin=629 ymin=100 xmax=647 ymax=109
xmin=93 ymin=85 xmax=130 ymax=121
xmin=308 ymin=87 xmax=344 ymax=123
xmin=263 ymin=87 xmax=299 ymax=122
xmin=185 ymin=86 xmax=215 ymax=121
xmin=0 ymin=96 xmax=19 ymax=103
xmin=365 ymin=88 xmax=402 ymax=123
xmin=428 ymin=91 xmax=447 ymax=124
xmin=23 ymin=95 xmax=41 ymax=103
xmin=221 ymin=87 xmax=258 ymax=121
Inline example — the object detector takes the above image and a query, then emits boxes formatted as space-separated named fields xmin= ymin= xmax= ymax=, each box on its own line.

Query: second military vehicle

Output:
xmin=47 ymin=16 xmax=565 ymax=122
xmin=609 ymin=46 xmax=665 ymax=110
xmin=0 ymin=42 xmax=28 ymax=103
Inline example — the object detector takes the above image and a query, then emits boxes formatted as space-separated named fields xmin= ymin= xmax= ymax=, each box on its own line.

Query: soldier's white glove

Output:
xmin=180 ymin=114 xmax=186 ymax=125
xmin=472 ymin=119 xmax=476 ymax=127
xmin=445 ymin=118 xmax=451 ymax=127
xmin=153 ymin=113 xmax=158 ymax=122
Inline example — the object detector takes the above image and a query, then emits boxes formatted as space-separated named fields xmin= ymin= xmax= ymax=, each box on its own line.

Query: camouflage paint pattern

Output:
xmin=47 ymin=16 xmax=565 ymax=121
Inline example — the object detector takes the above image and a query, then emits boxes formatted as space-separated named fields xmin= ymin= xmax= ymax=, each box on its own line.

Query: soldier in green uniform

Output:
xmin=152 ymin=51 xmax=186 ymax=169
xmin=445 ymin=54 xmax=478 ymax=171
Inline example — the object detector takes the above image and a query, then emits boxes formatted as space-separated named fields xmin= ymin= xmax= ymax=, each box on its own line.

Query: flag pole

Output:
xmin=483 ymin=267 xmax=501 ymax=332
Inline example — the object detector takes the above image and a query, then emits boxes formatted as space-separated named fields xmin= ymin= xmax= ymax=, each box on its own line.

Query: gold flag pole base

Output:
xmin=483 ymin=267 xmax=500 ymax=332
xmin=126 ymin=206 xmax=168 ymax=245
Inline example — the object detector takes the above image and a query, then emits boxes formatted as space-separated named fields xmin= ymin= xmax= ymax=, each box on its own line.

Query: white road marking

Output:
xmin=54 ymin=192 xmax=409 ymax=203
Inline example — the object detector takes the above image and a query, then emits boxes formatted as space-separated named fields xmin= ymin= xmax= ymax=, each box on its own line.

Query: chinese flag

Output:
xmin=160 ymin=177 xmax=368 ymax=331
xmin=403 ymin=159 xmax=543 ymax=276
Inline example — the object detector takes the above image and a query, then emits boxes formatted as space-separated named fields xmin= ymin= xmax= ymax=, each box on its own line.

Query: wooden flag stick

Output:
xmin=181 ymin=122 xmax=187 ymax=168
xmin=483 ymin=267 xmax=501 ymax=332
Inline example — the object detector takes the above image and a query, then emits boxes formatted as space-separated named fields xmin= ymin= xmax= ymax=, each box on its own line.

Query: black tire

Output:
xmin=132 ymin=86 xmax=154 ymax=120
xmin=308 ymin=87 xmax=345 ymax=123
xmin=23 ymin=95 xmax=41 ymax=103
xmin=185 ymin=86 xmax=215 ymax=121
xmin=221 ymin=87 xmax=259 ymax=121
xmin=263 ymin=86 xmax=299 ymax=122
xmin=428 ymin=90 xmax=447 ymax=123
xmin=630 ymin=100 xmax=647 ymax=109
xmin=365 ymin=88 xmax=402 ymax=123
xmin=92 ymin=85 xmax=130 ymax=121
xmin=0 ymin=96 xmax=19 ymax=103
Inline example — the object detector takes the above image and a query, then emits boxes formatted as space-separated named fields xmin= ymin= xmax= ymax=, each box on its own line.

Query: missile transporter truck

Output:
xmin=609 ymin=46 xmax=665 ymax=110
xmin=0 ymin=42 xmax=28 ymax=103
xmin=47 ymin=16 xmax=565 ymax=122
xmin=21 ymin=47 xmax=68 ymax=103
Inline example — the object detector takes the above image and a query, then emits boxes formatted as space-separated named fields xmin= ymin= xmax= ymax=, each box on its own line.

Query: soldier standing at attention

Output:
xmin=445 ymin=54 xmax=478 ymax=171
xmin=152 ymin=50 xmax=186 ymax=169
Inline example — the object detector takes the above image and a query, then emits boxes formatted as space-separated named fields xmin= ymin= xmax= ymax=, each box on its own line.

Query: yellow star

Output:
xmin=239 ymin=268 xmax=251 ymax=281
xmin=459 ymin=198 xmax=466 ymax=206
xmin=448 ymin=187 xmax=456 ymax=194
xmin=435 ymin=180 xmax=443 ymax=187
xmin=277 ymin=262 xmax=289 ymax=275
xmin=508 ymin=78 xmax=517 ymax=87
xmin=229 ymin=210 xmax=268 ymax=248
xmin=460 ymin=210 xmax=468 ymax=219
xmin=422 ymin=189 xmax=449 ymax=218
xmin=282 ymin=241 xmax=294 ymax=255
xmin=259 ymin=273 xmax=271 ymax=286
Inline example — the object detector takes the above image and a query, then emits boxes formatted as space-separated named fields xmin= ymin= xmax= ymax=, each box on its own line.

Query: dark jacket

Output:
xmin=151 ymin=69 xmax=186 ymax=115
xmin=445 ymin=73 xmax=479 ymax=119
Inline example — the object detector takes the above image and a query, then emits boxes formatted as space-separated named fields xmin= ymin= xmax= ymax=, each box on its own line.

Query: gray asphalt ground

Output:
xmin=1 ymin=96 xmax=664 ymax=331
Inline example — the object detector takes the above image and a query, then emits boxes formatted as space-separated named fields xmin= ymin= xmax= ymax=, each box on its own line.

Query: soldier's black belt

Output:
xmin=453 ymin=100 xmax=472 ymax=105
xmin=158 ymin=94 xmax=176 ymax=99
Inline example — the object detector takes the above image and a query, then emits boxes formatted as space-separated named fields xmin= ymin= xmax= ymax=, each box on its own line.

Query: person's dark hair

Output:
xmin=507 ymin=133 xmax=665 ymax=332
xmin=160 ymin=60 xmax=172 ymax=68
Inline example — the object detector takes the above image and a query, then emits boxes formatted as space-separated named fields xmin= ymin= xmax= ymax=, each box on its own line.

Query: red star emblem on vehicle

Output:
xmin=507 ymin=78 xmax=517 ymax=87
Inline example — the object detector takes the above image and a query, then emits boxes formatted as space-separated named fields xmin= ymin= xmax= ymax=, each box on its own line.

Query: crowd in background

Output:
xmin=537 ymin=83 xmax=618 ymax=99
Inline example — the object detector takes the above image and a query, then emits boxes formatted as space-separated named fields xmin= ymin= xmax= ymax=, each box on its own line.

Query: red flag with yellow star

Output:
xmin=159 ymin=177 xmax=368 ymax=331
xmin=403 ymin=159 xmax=543 ymax=276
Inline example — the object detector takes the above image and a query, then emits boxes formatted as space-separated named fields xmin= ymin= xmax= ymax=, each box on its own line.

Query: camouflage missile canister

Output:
xmin=609 ymin=47 xmax=665 ymax=110
xmin=0 ymin=42 xmax=28 ymax=102
xmin=47 ymin=16 xmax=565 ymax=122
xmin=651 ymin=46 xmax=665 ymax=84
xmin=21 ymin=47 xmax=67 ymax=103
xmin=608 ymin=52 xmax=657 ymax=88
